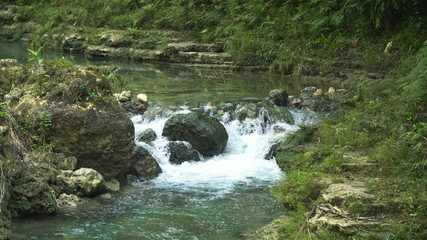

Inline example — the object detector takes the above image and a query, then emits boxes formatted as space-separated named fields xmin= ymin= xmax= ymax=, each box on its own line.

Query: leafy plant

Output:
xmin=37 ymin=109 xmax=53 ymax=149
xmin=104 ymin=69 xmax=128 ymax=91
xmin=27 ymin=47 xmax=44 ymax=66
xmin=0 ymin=102 xmax=7 ymax=118
xmin=88 ymin=89 xmax=101 ymax=104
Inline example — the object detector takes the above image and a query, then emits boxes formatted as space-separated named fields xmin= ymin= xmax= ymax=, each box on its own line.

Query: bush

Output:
xmin=271 ymin=169 xmax=323 ymax=210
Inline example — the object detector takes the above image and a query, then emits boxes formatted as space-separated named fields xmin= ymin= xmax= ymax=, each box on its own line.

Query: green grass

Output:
xmin=271 ymin=43 xmax=427 ymax=239
xmin=2 ymin=0 xmax=425 ymax=70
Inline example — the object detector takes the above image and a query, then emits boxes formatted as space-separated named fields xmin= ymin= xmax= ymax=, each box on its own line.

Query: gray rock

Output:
xmin=221 ymin=103 xmax=235 ymax=112
xmin=131 ymin=146 xmax=162 ymax=180
xmin=137 ymin=128 xmax=157 ymax=143
xmin=0 ymin=58 xmax=19 ymax=68
xmin=259 ymin=106 xmax=295 ymax=125
xmin=287 ymin=96 xmax=302 ymax=108
xmin=234 ymin=103 xmax=258 ymax=121
xmin=162 ymin=111 xmax=228 ymax=157
xmin=4 ymin=88 xmax=23 ymax=104
xmin=300 ymin=87 xmax=317 ymax=99
xmin=264 ymin=143 xmax=278 ymax=160
xmin=143 ymin=105 xmax=174 ymax=120
xmin=269 ymin=89 xmax=288 ymax=107
xmin=168 ymin=141 xmax=201 ymax=164
xmin=122 ymin=100 xmax=148 ymax=114
xmin=45 ymin=152 xmax=77 ymax=171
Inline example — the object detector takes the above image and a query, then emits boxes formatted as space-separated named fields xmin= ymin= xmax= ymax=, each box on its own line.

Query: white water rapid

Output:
xmin=131 ymin=109 xmax=319 ymax=192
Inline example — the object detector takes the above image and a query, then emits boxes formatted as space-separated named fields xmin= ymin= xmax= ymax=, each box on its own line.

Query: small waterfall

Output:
xmin=131 ymin=108 xmax=319 ymax=192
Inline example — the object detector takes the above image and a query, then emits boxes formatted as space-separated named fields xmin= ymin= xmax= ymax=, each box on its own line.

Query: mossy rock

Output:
xmin=162 ymin=111 xmax=228 ymax=157
xmin=8 ymin=161 xmax=57 ymax=217
xmin=10 ymin=63 xmax=134 ymax=180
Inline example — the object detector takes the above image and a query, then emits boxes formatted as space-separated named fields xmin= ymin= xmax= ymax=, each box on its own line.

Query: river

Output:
xmin=1 ymin=41 xmax=321 ymax=239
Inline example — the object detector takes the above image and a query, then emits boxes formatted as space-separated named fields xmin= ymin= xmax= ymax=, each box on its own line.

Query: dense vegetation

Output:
xmin=1 ymin=0 xmax=426 ymax=69
xmin=271 ymin=43 xmax=426 ymax=238
xmin=1 ymin=0 xmax=426 ymax=239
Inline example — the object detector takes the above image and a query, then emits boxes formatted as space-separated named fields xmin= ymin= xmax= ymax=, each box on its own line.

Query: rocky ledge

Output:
xmin=0 ymin=58 xmax=161 ymax=239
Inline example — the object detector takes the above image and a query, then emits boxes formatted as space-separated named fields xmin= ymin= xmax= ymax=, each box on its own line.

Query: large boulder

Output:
xmin=162 ymin=111 xmax=228 ymax=157
xmin=131 ymin=146 xmax=162 ymax=180
xmin=9 ymin=162 xmax=57 ymax=217
xmin=168 ymin=141 xmax=201 ymax=164
xmin=57 ymin=168 xmax=106 ymax=197
xmin=47 ymin=103 xmax=134 ymax=180
xmin=10 ymin=64 xmax=135 ymax=181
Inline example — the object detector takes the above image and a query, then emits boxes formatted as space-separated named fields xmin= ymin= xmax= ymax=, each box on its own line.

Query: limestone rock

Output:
xmin=58 ymin=168 xmax=106 ymax=197
xmin=0 ymin=58 xmax=19 ymax=68
xmin=57 ymin=193 xmax=85 ymax=208
xmin=9 ymin=162 xmax=57 ymax=216
xmin=85 ymin=45 xmax=130 ymax=59
xmin=121 ymin=90 xmax=132 ymax=99
xmin=45 ymin=152 xmax=77 ymax=171
xmin=313 ymin=89 xmax=323 ymax=97
xmin=162 ymin=111 xmax=228 ymax=157
xmin=114 ymin=90 xmax=132 ymax=102
xmin=168 ymin=141 xmax=201 ymax=164
xmin=131 ymin=146 xmax=162 ymax=180
xmin=137 ymin=93 xmax=148 ymax=103
xmin=322 ymin=181 xmax=375 ymax=202
xmin=47 ymin=104 xmax=134 ymax=180
xmin=309 ymin=205 xmax=387 ymax=236
xmin=11 ymin=65 xmax=134 ymax=181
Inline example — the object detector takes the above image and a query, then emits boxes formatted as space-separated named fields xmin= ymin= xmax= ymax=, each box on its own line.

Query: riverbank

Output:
xmin=1 ymin=1 xmax=426 ymax=239
xmin=249 ymin=42 xmax=426 ymax=239
xmin=1 ymin=2 xmax=425 ymax=74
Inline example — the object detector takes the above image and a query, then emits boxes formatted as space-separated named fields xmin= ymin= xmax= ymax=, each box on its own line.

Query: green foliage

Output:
xmin=271 ymin=170 xmax=322 ymax=210
xmin=0 ymin=28 xmax=24 ymax=41
xmin=88 ymin=89 xmax=101 ymax=104
xmin=11 ymin=0 xmax=424 ymax=67
xmin=26 ymin=47 xmax=44 ymax=67
xmin=0 ymin=102 xmax=7 ymax=120
xmin=103 ymin=67 xmax=128 ymax=91
xmin=36 ymin=110 xmax=53 ymax=149
xmin=272 ymin=43 xmax=427 ymax=238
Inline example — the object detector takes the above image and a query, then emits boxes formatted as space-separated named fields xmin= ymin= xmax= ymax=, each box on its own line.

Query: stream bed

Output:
xmin=2 ymin=41 xmax=322 ymax=239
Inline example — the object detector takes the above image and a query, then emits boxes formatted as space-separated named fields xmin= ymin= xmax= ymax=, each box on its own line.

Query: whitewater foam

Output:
xmin=131 ymin=110 xmax=316 ymax=191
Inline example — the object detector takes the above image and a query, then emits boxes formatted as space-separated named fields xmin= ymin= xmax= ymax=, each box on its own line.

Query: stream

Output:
xmin=1 ymin=41 xmax=322 ymax=239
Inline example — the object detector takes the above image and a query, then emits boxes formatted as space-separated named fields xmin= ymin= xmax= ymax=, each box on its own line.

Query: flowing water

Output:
xmin=1 ymin=41 xmax=322 ymax=239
